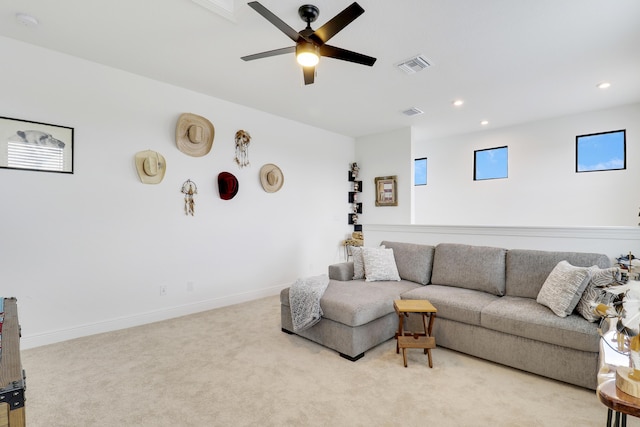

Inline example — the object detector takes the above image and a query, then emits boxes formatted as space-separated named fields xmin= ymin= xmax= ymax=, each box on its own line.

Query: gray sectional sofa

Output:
xmin=280 ymin=241 xmax=613 ymax=390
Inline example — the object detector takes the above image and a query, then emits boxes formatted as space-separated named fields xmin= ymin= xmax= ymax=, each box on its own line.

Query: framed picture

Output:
xmin=375 ymin=175 xmax=397 ymax=206
xmin=0 ymin=116 xmax=74 ymax=174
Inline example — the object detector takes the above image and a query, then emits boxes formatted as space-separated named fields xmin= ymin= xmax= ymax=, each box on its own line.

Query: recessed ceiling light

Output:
xmin=480 ymin=120 xmax=489 ymax=126
xmin=15 ymin=13 xmax=39 ymax=27
xmin=452 ymin=99 xmax=464 ymax=107
xmin=597 ymin=82 xmax=611 ymax=89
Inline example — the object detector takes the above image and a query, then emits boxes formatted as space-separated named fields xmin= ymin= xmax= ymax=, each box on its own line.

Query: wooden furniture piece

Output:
xmin=597 ymin=328 xmax=640 ymax=426
xmin=393 ymin=299 xmax=437 ymax=368
xmin=0 ymin=298 xmax=26 ymax=427
xmin=597 ymin=379 xmax=640 ymax=427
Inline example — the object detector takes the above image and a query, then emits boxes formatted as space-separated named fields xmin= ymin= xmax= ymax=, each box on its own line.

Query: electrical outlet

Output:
xmin=159 ymin=285 xmax=167 ymax=296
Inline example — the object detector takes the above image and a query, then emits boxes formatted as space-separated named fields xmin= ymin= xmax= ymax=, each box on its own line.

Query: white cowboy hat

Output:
xmin=259 ymin=163 xmax=284 ymax=193
xmin=175 ymin=113 xmax=214 ymax=157
xmin=135 ymin=150 xmax=166 ymax=184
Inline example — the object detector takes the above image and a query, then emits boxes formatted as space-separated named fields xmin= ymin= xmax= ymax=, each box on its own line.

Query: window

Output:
xmin=576 ymin=129 xmax=625 ymax=173
xmin=414 ymin=157 xmax=427 ymax=186
xmin=474 ymin=146 xmax=508 ymax=181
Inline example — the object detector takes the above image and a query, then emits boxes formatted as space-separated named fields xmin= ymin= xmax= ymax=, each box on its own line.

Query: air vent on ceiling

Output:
xmin=402 ymin=107 xmax=424 ymax=117
xmin=396 ymin=55 xmax=431 ymax=74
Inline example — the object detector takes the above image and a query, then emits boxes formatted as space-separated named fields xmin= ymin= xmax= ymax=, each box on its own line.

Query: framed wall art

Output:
xmin=0 ymin=116 xmax=74 ymax=174
xmin=375 ymin=175 xmax=397 ymax=206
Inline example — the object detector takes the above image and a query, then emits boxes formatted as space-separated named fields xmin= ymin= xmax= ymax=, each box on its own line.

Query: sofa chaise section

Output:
xmin=280 ymin=278 xmax=421 ymax=360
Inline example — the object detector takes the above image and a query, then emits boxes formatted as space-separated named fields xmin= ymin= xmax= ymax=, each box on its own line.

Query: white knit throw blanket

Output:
xmin=289 ymin=274 xmax=329 ymax=332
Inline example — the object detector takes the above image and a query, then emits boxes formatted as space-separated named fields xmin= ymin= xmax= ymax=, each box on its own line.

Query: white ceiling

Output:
xmin=1 ymin=0 xmax=639 ymax=140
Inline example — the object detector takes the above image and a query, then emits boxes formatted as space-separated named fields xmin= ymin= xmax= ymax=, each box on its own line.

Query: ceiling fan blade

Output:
xmin=310 ymin=2 xmax=364 ymax=45
xmin=302 ymin=66 xmax=315 ymax=85
xmin=248 ymin=2 xmax=303 ymax=43
xmin=241 ymin=46 xmax=295 ymax=61
xmin=320 ymin=45 xmax=376 ymax=66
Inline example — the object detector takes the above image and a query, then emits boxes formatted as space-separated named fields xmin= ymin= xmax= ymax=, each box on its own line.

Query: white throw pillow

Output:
xmin=576 ymin=266 xmax=620 ymax=322
xmin=536 ymin=260 xmax=592 ymax=317
xmin=362 ymin=247 xmax=401 ymax=282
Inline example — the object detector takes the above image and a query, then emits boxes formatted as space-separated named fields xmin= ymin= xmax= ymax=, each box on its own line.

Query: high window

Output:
xmin=414 ymin=157 xmax=427 ymax=186
xmin=576 ymin=130 xmax=625 ymax=173
xmin=474 ymin=146 xmax=508 ymax=181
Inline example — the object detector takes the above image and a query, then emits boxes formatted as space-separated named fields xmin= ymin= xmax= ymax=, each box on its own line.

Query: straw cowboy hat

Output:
xmin=218 ymin=172 xmax=239 ymax=200
xmin=175 ymin=113 xmax=215 ymax=157
xmin=259 ymin=163 xmax=284 ymax=193
xmin=134 ymin=150 xmax=166 ymax=184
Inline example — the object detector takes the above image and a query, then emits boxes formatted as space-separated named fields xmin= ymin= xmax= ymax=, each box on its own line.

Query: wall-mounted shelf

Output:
xmin=348 ymin=164 xmax=362 ymax=232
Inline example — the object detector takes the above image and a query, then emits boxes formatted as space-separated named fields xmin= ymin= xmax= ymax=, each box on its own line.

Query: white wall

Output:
xmin=413 ymin=103 xmax=640 ymax=226
xmin=354 ymin=127 xmax=412 ymax=226
xmin=365 ymin=224 xmax=640 ymax=261
xmin=0 ymin=37 xmax=354 ymax=348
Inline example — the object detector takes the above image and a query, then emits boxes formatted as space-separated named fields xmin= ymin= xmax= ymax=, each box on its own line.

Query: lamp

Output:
xmin=296 ymin=41 xmax=319 ymax=67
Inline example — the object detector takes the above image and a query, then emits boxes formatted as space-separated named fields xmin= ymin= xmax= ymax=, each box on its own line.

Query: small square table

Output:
xmin=393 ymin=299 xmax=437 ymax=368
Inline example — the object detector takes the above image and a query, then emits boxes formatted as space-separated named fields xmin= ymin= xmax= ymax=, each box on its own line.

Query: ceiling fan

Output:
xmin=241 ymin=1 xmax=377 ymax=85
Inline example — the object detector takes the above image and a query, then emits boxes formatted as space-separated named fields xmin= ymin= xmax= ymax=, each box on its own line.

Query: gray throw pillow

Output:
xmin=350 ymin=246 xmax=365 ymax=279
xmin=536 ymin=260 xmax=592 ymax=317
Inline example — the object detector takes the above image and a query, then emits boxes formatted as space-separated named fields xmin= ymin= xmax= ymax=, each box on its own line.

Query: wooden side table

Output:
xmin=597 ymin=379 xmax=640 ymax=426
xmin=393 ymin=299 xmax=437 ymax=368
xmin=597 ymin=327 xmax=640 ymax=426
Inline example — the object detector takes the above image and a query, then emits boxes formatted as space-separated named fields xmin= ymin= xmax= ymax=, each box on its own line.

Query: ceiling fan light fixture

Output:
xmin=296 ymin=42 xmax=320 ymax=67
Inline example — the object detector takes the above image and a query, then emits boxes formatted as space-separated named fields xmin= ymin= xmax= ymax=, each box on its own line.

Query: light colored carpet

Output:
xmin=21 ymin=295 xmax=637 ymax=426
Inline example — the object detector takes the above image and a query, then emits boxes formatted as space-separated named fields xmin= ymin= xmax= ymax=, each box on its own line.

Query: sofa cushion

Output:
xmin=363 ymin=247 xmax=401 ymax=282
xmin=536 ymin=261 xmax=592 ymax=317
xmin=401 ymin=284 xmax=500 ymax=326
xmin=431 ymin=243 xmax=507 ymax=296
xmin=280 ymin=279 xmax=421 ymax=327
xmin=481 ymin=296 xmax=600 ymax=352
xmin=381 ymin=241 xmax=435 ymax=285
xmin=505 ymin=249 xmax=611 ymax=299
xmin=328 ymin=262 xmax=354 ymax=281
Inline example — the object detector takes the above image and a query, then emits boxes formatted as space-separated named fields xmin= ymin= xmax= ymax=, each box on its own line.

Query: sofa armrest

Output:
xmin=328 ymin=262 xmax=354 ymax=281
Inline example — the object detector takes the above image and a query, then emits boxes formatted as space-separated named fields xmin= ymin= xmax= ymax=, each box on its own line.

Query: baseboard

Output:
xmin=21 ymin=286 xmax=285 ymax=349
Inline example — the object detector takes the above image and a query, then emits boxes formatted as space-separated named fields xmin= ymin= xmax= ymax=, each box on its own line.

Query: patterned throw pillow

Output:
xmin=362 ymin=247 xmax=401 ymax=282
xmin=536 ymin=260 xmax=592 ymax=317
xmin=575 ymin=266 xmax=620 ymax=322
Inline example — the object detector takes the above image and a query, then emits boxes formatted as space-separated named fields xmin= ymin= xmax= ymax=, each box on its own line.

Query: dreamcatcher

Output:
xmin=181 ymin=179 xmax=198 ymax=216
xmin=234 ymin=130 xmax=251 ymax=168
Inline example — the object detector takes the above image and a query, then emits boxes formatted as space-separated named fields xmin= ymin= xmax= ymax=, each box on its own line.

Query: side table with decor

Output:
xmin=597 ymin=327 xmax=640 ymax=426
xmin=597 ymin=278 xmax=640 ymax=427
